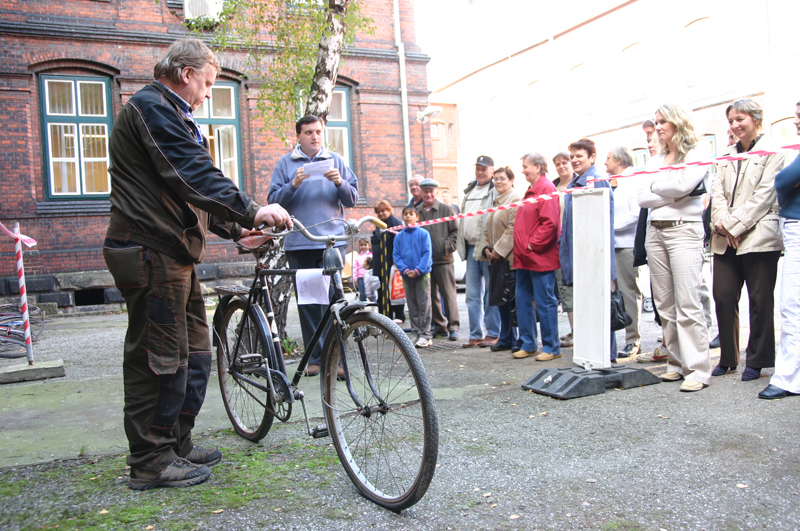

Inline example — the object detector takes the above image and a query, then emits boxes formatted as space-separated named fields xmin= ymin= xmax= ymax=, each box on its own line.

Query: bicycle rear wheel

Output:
xmin=0 ymin=336 xmax=27 ymax=358
xmin=217 ymin=297 xmax=274 ymax=442
xmin=321 ymin=312 xmax=438 ymax=512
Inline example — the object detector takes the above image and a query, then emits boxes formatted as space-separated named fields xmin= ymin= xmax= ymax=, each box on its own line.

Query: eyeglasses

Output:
xmin=492 ymin=177 xmax=509 ymax=182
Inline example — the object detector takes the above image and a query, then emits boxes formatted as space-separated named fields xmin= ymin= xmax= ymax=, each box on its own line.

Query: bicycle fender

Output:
xmin=335 ymin=301 xmax=377 ymax=322
xmin=211 ymin=294 xmax=235 ymax=347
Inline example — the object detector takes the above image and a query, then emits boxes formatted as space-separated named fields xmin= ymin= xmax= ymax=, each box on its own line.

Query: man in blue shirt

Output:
xmin=269 ymin=115 xmax=359 ymax=376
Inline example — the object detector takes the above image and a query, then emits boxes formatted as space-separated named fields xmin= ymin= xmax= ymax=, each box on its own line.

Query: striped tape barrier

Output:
xmin=391 ymin=143 xmax=800 ymax=231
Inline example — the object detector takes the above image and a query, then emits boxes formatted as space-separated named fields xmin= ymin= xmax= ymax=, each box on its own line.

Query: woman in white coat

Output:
xmin=710 ymin=99 xmax=784 ymax=381
xmin=638 ymin=103 xmax=711 ymax=392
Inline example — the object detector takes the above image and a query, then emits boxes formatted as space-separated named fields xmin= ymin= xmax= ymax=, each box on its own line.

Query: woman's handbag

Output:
xmin=633 ymin=207 xmax=649 ymax=267
xmin=611 ymin=289 xmax=633 ymax=331
xmin=489 ymin=259 xmax=514 ymax=306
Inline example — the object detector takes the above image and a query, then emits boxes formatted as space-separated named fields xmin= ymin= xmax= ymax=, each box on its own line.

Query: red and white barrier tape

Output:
xmin=1 ymin=221 xmax=36 ymax=364
xmin=391 ymin=143 xmax=800 ymax=231
xmin=0 ymin=221 xmax=37 ymax=247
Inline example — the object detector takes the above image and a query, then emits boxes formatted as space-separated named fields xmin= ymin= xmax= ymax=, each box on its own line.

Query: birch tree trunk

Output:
xmin=305 ymin=0 xmax=349 ymax=120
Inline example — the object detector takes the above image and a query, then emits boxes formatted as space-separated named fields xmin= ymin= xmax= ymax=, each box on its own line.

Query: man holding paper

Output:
xmin=269 ymin=114 xmax=359 ymax=376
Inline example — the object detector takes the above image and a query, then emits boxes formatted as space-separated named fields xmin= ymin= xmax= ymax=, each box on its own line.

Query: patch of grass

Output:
xmin=0 ymin=440 xmax=341 ymax=531
xmin=0 ymin=477 xmax=28 ymax=497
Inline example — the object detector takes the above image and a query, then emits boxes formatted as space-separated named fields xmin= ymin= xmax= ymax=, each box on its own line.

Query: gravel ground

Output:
xmin=3 ymin=287 xmax=800 ymax=530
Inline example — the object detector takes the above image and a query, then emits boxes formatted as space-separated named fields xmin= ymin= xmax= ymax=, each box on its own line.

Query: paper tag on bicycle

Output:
xmin=296 ymin=269 xmax=330 ymax=305
xmin=303 ymin=159 xmax=333 ymax=182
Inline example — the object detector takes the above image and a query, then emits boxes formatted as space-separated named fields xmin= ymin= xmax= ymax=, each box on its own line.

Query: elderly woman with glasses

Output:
xmin=711 ymin=99 xmax=784 ymax=381
xmin=637 ymin=103 xmax=712 ymax=392
xmin=481 ymin=166 xmax=522 ymax=351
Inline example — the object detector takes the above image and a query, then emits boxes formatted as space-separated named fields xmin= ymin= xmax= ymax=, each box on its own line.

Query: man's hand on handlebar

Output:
xmin=254 ymin=204 xmax=293 ymax=230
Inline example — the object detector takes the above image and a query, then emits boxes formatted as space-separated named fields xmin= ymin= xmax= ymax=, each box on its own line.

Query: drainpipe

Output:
xmin=393 ymin=0 xmax=413 ymax=196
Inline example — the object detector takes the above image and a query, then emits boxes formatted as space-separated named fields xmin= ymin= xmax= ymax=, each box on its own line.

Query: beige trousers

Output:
xmin=645 ymin=223 xmax=711 ymax=384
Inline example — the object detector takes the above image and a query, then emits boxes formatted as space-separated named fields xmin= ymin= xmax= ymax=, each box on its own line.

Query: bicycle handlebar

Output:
xmin=267 ymin=216 xmax=387 ymax=243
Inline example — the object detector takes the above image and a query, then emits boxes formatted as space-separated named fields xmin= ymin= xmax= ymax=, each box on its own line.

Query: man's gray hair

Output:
xmin=609 ymin=146 xmax=633 ymax=168
xmin=521 ymin=152 xmax=548 ymax=175
xmin=153 ymin=38 xmax=220 ymax=84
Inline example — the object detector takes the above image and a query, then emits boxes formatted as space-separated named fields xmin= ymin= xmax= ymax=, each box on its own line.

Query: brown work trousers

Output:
xmin=104 ymin=242 xmax=212 ymax=472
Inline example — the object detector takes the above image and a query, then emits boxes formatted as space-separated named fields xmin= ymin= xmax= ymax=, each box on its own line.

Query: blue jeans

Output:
xmin=516 ymin=268 xmax=559 ymax=355
xmin=465 ymin=244 xmax=500 ymax=340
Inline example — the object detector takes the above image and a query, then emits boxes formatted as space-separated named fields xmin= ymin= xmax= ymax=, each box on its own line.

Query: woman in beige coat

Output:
xmin=711 ymin=98 xmax=784 ymax=381
xmin=482 ymin=166 xmax=522 ymax=351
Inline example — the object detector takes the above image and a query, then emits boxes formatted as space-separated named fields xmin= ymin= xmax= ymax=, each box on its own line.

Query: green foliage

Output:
xmin=197 ymin=0 xmax=374 ymax=145
xmin=281 ymin=335 xmax=301 ymax=356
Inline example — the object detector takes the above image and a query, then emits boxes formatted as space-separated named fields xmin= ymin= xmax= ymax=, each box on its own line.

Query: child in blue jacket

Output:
xmin=393 ymin=206 xmax=433 ymax=347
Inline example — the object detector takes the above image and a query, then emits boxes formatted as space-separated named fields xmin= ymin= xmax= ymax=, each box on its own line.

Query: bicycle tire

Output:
xmin=217 ymin=297 xmax=274 ymax=442
xmin=321 ymin=312 xmax=439 ymax=512
xmin=0 ymin=304 xmax=42 ymax=318
xmin=0 ymin=336 xmax=28 ymax=358
xmin=0 ymin=316 xmax=45 ymax=339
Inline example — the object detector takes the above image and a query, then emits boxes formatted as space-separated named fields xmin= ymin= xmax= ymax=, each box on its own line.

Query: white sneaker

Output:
xmin=415 ymin=337 xmax=432 ymax=348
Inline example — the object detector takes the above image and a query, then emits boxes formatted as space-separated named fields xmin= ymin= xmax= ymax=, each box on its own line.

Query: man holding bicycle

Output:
xmin=104 ymin=38 xmax=290 ymax=490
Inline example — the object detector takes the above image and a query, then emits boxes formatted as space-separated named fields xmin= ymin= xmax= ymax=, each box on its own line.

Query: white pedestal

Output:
xmin=572 ymin=188 xmax=611 ymax=370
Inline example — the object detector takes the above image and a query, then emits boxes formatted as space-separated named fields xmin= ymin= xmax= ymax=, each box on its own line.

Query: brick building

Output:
xmin=0 ymin=0 xmax=432 ymax=312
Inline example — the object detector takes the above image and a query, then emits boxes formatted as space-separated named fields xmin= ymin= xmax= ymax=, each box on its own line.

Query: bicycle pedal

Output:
xmin=311 ymin=424 xmax=329 ymax=438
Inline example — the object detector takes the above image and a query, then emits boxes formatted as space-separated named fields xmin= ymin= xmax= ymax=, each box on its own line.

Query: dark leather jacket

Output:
xmin=106 ymin=82 xmax=260 ymax=264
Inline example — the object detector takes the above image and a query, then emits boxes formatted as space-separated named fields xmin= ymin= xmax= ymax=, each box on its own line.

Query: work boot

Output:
xmin=129 ymin=458 xmax=211 ymax=490
xmin=184 ymin=446 xmax=222 ymax=467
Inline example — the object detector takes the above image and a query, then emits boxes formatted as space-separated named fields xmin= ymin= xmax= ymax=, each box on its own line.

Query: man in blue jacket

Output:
xmin=269 ymin=115 xmax=359 ymax=376
xmin=760 ymin=101 xmax=800 ymax=399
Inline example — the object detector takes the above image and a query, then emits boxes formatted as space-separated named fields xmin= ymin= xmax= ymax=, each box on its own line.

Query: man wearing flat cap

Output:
xmin=418 ymin=178 xmax=460 ymax=341
xmin=456 ymin=155 xmax=501 ymax=348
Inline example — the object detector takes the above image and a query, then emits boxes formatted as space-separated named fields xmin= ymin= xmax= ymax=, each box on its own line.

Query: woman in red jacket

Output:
xmin=512 ymin=153 xmax=562 ymax=360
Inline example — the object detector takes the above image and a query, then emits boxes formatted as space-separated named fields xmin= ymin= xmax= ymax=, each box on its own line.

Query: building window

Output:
xmin=184 ymin=0 xmax=224 ymax=20
xmin=448 ymin=123 xmax=454 ymax=139
xmin=430 ymin=123 xmax=439 ymax=138
xmin=771 ymin=116 xmax=799 ymax=167
xmin=325 ymin=87 xmax=353 ymax=167
xmin=195 ymin=81 xmax=242 ymax=186
xmin=632 ymin=148 xmax=649 ymax=170
xmin=40 ymin=75 xmax=112 ymax=199
xmin=703 ymin=134 xmax=717 ymax=158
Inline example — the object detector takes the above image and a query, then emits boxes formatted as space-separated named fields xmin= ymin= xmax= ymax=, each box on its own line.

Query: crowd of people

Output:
xmin=365 ymin=100 xmax=800 ymax=401
xmin=103 ymin=36 xmax=800 ymax=491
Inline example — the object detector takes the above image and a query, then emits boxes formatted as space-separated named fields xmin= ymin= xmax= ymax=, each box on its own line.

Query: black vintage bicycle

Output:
xmin=212 ymin=216 xmax=438 ymax=512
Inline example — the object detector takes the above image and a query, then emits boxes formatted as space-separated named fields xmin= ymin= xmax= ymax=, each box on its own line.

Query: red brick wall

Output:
xmin=0 ymin=0 xmax=430 ymax=276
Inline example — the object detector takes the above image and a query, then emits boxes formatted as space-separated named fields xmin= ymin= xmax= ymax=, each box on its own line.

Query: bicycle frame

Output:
xmin=218 ymin=236 xmax=384 ymax=435
xmin=215 ymin=216 xmax=438 ymax=511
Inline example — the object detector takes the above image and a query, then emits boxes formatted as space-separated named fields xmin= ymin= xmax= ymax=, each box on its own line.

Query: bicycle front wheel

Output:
xmin=321 ymin=312 xmax=439 ymax=512
xmin=217 ymin=297 xmax=274 ymax=442
xmin=0 ymin=317 xmax=45 ymax=339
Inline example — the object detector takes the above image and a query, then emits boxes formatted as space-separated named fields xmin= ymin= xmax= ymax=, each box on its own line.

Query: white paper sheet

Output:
xmin=303 ymin=159 xmax=334 ymax=182
xmin=296 ymin=268 xmax=330 ymax=305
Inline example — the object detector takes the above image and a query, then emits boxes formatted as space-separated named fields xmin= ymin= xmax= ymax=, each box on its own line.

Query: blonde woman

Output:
xmin=711 ymin=99 xmax=783 ymax=381
xmin=637 ymin=103 xmax=711 ymax=392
